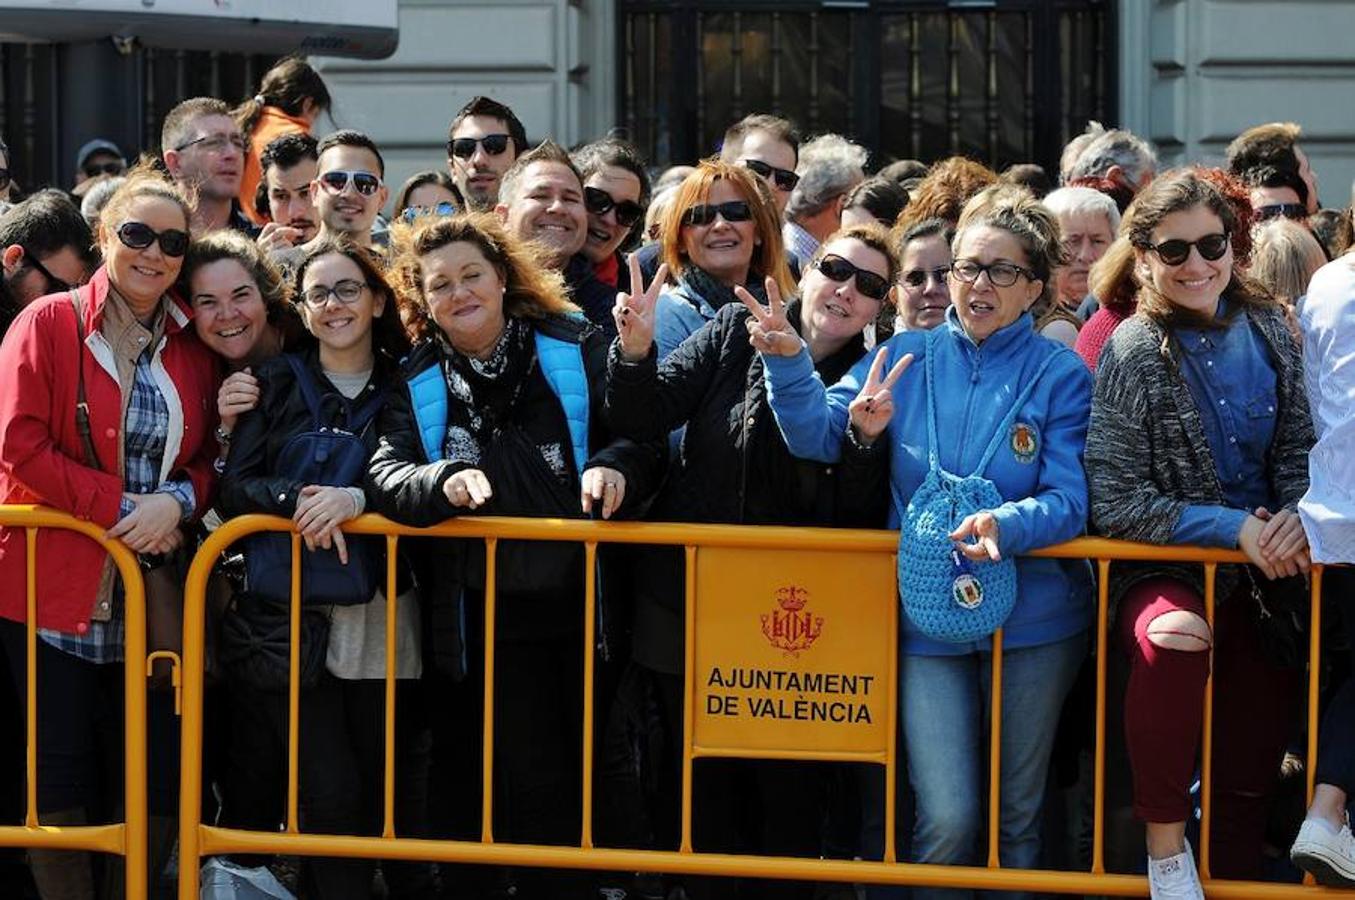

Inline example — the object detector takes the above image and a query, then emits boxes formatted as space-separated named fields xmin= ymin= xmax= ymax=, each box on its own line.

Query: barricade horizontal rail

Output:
xmin=173 ymin=514 xmax=1328 ymax=898
xmin=0 ymin=505 xmax=150 ymax=895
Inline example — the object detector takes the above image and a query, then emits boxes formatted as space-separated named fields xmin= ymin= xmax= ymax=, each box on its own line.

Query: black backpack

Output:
xmin=243 ymin=354 xmax=387 ymax=606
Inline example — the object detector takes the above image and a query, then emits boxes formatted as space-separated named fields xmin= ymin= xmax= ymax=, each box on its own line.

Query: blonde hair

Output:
xmin=96 ymin=158 xmax=193 ymax=245
xmin=390 ymin=212 xmax=577 ymax=343
xmin=659 ymin=158 xmax=796 ymax=299
xmin=1250 ymin=217 xmax=1327 ymax=304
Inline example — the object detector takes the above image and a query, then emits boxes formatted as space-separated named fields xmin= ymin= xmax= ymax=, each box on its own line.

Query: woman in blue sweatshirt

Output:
xmin=747 ymin=184 xmax=1093 ymax=897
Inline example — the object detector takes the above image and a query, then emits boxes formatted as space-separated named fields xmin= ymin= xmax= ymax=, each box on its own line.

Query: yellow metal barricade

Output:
xmin=0 ymin=505 xmax=154 ymax=898
xmin=178 ymin=515 xmax=1337 ymax=898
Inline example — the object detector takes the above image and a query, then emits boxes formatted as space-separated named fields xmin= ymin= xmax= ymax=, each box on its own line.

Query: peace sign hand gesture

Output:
xmin=847 ymin=348 xmax=914 ymax=445
xmin=737 ymin=276 xmax=802 ymax=358
xmin=613 ymin=256 xmax=669 ymax=362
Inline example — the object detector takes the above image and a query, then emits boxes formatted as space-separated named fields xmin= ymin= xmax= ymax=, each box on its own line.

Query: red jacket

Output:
xmin=0 ymin=267 xmax=220 ymax=633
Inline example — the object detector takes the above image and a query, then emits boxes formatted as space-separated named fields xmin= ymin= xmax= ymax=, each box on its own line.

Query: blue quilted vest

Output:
xmin=407 ymin=328 xmax=590 ymax=474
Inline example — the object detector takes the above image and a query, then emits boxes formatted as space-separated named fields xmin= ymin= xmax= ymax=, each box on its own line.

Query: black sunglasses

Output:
xmin=816 ymin=255 xmax=890 ymax=301
xmin=116 ymin=222 xmax=190 ymax=258
xmin=1255 ymin=203 xmax=1307 ymax=222
xmin=584 ymin=186 xmax=644 ymax=228
xmin=318 ymin=170 xmax=382 ymax=197
xmin=1142 ymin=233 xmax=1230 ymax=266
xmin=83 ymin=161 xmax=125 ymax=178
xmin=901 ymin=266 xmax=951 ymax=289
xmin=21 ymin=247 xmax=72 ymax=293
xmin=681 ymin=200 xmax=753 ymax=227
xmin=448 ymin=134 xmax=512 ymax=159
xmin=743 ymin=158 xmax=800 ymax=192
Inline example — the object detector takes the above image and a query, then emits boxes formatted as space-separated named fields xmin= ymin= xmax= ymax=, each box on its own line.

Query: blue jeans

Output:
xmin=900 ymin=631 xmax=1088 ymax=900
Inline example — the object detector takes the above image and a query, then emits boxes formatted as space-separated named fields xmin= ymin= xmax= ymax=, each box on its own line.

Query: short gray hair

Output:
xmin=785 ymin=133 xmax=868 ymax=222
xmin=80 ymin=176 xmax=127 ymax=227
xmin=1059 ymin=121 xmax=1105 ymax=184
xmin=1042 ymin=186 xmax=1121 ymax=236
xmin=1067 ymin=128 xmax=1157 ymax=188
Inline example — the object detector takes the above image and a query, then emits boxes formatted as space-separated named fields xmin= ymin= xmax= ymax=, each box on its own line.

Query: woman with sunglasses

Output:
xmin=651 ymin=159 xmax=796 ymax=359
xmin=894 ymin=217 xmax=955 ymax=333
xmin=572 ymin=138 xmax=650 ymax=295
xmin=217 ymin=239 xmax=432 ymax=899
xmin=602 ymin=226 xmax=892 ymax=897
xmin=0 ymin=165 xmax=219 ymax=898
xmin=394 ymin=170 xmax=463 ymax=225
xmin=1085 ymin=169 xmax=1314 ymax=897
xmin=750 ymin=184 xmax=1093 ymax=898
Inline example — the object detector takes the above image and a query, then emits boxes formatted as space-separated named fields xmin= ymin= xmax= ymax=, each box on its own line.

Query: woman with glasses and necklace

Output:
xmin=0 ymin=166 xmax=219 ymax=898
xmin=1085 ymin=169 xmax=1314 ymax=898
xmin=217 ymin=239 xmax=432 ymax=899
xmin=650 ymin=159 xmax=797 ymax=359
xmin=602 ymin=225 xmax=893 ymax=898
xmin=750 ymin=184 xmax=1093 ymax=899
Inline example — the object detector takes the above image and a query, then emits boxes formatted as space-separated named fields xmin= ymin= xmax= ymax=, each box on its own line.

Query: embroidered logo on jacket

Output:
xmin=1009 ymin=422 xmax=1039 ymax=464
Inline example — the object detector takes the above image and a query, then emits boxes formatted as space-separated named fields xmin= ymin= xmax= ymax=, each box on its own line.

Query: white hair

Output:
xmin=786 ymin=133 xmax=868 ymax=222
xmin=1059 ymin=121 xmax=1105 ymax=184
xmin=1067 ymin=128 xmax=1158 ymax=188
xmin=1043 ymin=186 xmax=1121 ymax=236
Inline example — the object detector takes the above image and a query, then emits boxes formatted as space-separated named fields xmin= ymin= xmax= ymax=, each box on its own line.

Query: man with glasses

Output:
xmin=446 ymin=95 xmax=528 ymax=211
xmin=496 ymin=140 xmax=616 ymax=334
xmin=1247 ymin=166 xmax=1309 ymax=222
xmin=782 ymin=133 xmax=867 ymax=263
xmin=0 ymin=190 xmax=96 ymax=336
xmin=274 ymin=130 xmax=389 ymax=276
xmin=161 ymin=97 xmax=256 ymax=236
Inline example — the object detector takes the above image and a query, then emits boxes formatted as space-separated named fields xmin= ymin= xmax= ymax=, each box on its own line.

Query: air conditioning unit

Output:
xmin=0 ymin=0 xmax=398 ymax=59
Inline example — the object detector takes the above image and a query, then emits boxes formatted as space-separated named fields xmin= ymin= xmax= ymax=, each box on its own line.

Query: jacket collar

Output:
xmin=82 ymin=265 xmax=193 ymax=336
xmin=943 ymin=305 xmax=1035 ymax=359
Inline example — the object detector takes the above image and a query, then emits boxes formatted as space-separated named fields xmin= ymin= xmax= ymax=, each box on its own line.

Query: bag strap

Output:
xmin=923 ymin=328 xmax=943 ymax=470
xmin=67 ymin=290 xmax=101 ymax=469
xmin=971 ymin=350 xmax=1059 ymax=476
xmin=283 ymin=352 xmax=388 ymax=435
xmin=282 ymin=353 xmax=326 ymax=424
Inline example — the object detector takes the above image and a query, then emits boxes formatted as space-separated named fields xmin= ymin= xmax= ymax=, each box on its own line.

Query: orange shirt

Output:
xmin=239 ymin=106 xmax=311 ymax=225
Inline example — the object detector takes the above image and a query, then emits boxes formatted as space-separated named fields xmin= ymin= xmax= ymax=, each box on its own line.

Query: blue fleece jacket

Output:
xmin=762 ymin=308 xmax=1094 ymax=655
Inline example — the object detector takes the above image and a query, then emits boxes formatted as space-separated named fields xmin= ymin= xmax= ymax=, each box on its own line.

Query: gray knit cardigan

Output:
xmin=1085 ymin=302 xmax=1314 ymax=605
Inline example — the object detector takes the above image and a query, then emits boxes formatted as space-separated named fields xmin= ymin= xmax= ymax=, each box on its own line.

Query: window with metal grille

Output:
xmin=619 ymin=1 xmax=1114 ymax=173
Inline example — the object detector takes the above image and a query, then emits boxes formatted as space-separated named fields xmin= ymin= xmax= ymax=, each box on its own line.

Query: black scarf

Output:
xmin=439 ymin=316 xmax=535 ymax=467
xmin=678 ymin=266 xmax=769 ymax=314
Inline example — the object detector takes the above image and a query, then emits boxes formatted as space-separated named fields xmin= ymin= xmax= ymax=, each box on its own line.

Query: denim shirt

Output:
xmin=1169 ymin=300 xmax=1278 ymax=546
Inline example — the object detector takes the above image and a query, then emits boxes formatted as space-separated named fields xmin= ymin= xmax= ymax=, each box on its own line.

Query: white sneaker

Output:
xmin=1291 ymin=816 xmax=1355 ymax=886
xmin=1147 ymin=842 xmax=1205 ymax=900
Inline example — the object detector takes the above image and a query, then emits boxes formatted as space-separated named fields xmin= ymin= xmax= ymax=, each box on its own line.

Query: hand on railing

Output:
xmin=580 ymin=466 xmax=627 ymax=520
xmin=107 ymin=492 xmax=183 ymax=554
xmin=1250 ymin=507 xmax=1311 ymax=577
xmin=848 ymin=347 xmax=913 ymax=446
xmin=445 ymin=468 xmax=493 ymax=510
xmin=293 ymin=485 xmax=357 ymax=563
xmin=613 ymin=257 xmax=668 ymax=363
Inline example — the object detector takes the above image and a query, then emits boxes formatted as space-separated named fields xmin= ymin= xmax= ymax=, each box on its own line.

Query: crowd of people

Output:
xmin=1 ymin=54 xmax=1354 ymax=900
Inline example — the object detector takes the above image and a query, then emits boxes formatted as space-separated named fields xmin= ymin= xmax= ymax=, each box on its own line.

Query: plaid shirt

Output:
xmin=782 ymin=221 xmax=820 ymax=268
xmin=38 ymin=342 xmax=194 ymax=664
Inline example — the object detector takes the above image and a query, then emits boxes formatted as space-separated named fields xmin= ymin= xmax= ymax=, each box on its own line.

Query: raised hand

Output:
xmin=613 ymin=256 xmax=668 ymax=362
xmin=580 ymin=466 xmax=628 ymax=520
xmin=847 ymin=347 xmax=915 ymax=445
xmin=217 ymin=368 xmax=261 ymax=433
xmin=738 ymin=276 xmax=801 ymax=357
xmin=950 ymin=512 xmax=1002 ymax=562
xmin=444 ymin=468 xmax=493 ymax=510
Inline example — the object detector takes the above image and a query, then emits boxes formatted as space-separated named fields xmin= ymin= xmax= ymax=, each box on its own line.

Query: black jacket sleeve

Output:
xmin=583 ymin=328 xmax=668 ymax=519
xmin=365 ymin=377 xmax=461 ymax=527
xmin=218 ymin=361 xmax=304 ymax=518
xmin=603 ymin=308 xmax=729 ymax=442
xmin=832 ymin=427 xmax=891 ymax=528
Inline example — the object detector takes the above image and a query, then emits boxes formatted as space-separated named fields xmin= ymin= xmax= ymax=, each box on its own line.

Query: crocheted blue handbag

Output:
xmin=898 ymin=331 xmax=1057 ymax=642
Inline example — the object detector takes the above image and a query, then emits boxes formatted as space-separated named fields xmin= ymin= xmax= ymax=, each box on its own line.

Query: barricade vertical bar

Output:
xmin=179 ymin=516 xmax=214 ymax=900
xmin=581 ymin=541 xmax=598 ymax=849
xmin=287 ymin=532 xmax=302 ymax=833
xmin=680 ymin=545 xmax=697 ymax=853
xmin=1199 ymin=562 xmax=1217 ymax=880
xmin=481 ymin=537 xmax=498 ymax=843
xmin=883 ymin=557 xmax=899 ymax=864
xmin=1091 ymin=558 xmax=1111 ymax=874
xmin=383 ymin=533 xmax=400 ymax=839
xmin=1306 ymin=566 xmax=1324 ymax=810
xmin=122 ymin=537 xmax=149 ymax=900
xmin=24 ymin=527 xmax=37 ymax=829
xmin=987 ymin=627 xmax=1004 ymax=868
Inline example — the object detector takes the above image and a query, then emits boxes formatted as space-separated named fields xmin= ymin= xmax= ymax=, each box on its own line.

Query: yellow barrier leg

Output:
xmin=581 ymin=542 xmax=597 ymax=850
xmin=383 ymin=534 xmax=400 ymax=839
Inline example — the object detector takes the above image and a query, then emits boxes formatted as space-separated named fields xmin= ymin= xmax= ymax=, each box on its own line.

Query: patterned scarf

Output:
xmin=439 ymin=316 xmax=534 ymax=466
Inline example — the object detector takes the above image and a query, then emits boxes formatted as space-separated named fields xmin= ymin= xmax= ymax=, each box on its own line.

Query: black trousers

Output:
xmin=0 ymin=617 xmax=178 ymax=817
xmin=221 ymin=673 xmax=435 ymax=900
xmin=1316 ymin=569 xmax=1355 ymax=796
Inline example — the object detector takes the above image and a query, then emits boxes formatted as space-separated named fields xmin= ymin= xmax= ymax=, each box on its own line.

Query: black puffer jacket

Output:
xmin=604 ymin=300 xmax=889 ymax=672
xmin=365 ymin=314 xmax=666 ymax=670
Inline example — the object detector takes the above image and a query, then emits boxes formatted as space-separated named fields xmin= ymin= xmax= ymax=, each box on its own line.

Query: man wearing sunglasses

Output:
xmin=0 ymin=191 xmax=96 ymax=337
xmin=1247 ymin=167 xmax=1308 ymax=222
xmin=720 ymin=113 xmax=801 ymax=217
xmin=782 ymin=133 xmax=867 ymax=264
xmin=1228 ymin=121 xmax=1321 ymax=216
xmin=572 ymin=139 xmax=650 ymax=294
xmin=70 ymin=139 xmax=126 ymax=199
xmin=496 ymin=140 xmax=617 ymax=335
xmin=446 ymin=95 xmax=528 ymax=212
xmin=162 ymin=97 xmax=256 ymax=236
